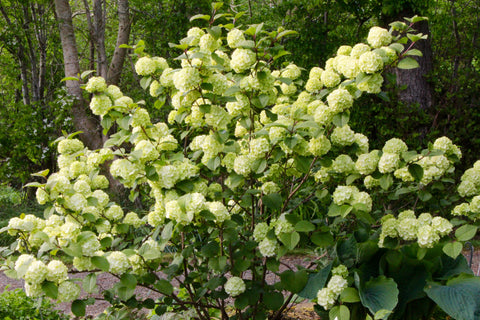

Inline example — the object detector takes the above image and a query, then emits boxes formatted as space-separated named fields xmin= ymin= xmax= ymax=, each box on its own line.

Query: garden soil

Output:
xmin=1 ymin=252 xmax=478 ymax=319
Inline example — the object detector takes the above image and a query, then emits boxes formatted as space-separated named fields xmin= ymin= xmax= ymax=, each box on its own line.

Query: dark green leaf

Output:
xmin=41 ymin=281 xmax=58 ymax=299
xmin=91 ymin=256 xmax=110 ymax=272
xmin=425 ymin=274 xmax=480 ymax=320
xmin=72 ymin=299 xmax=86 ymax=317
xmin=298 ymin=263 xmax=332 ymax=299
xmin=358 ymin=276 xmax=399 ymax=316
xmin=154 ymin=279 xmax=174 ymax=295
xmin=408 ymin=164 xmax=423 ymax=181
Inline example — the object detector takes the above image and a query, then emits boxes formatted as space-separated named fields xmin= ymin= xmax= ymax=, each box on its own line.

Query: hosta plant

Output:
xmin=1 ymin=3 xmax=480 ymax=320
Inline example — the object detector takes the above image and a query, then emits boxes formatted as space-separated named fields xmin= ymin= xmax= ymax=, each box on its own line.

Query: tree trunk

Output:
xmin=54 ymin=0 xmax=103 ymax=150
xmin=107 ymin=0 xmax=131 ymax=85
xmin=395 ymin=19 xmax=433 ymax=110
xmin=94 ymin=0 xmax=108 ymax=78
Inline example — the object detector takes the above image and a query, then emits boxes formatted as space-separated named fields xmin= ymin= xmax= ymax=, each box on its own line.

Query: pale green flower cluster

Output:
xmin=227 ymin=28 xmax=245 ymax=48
xmin=135 ymin=56 xmax=158 ymax=76
xmin=225 ymin=276 xmax=246 ymax=297
xmin=13 ymin=254 xmax=73 ymax=299
xmin=317 ymin=269 xmax=349 ymax=310
xmin=379 ymin=211 xmax=452 ymax=248
xmin=231 ymin=48 xmax=256 ymax=73
xmin=367 ymin=27 xmax=393 ymax=48
xmin=332 ymin=185 xmax=372 ymax=212
xmin=252 ymin=217 xmax=295 ymax=257
xmin=85 ymin=76 xmax=107 ymax=93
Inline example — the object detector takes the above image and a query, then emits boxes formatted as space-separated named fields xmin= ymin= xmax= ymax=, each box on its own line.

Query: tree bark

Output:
xmin=54 ymin=0 xmax=103 ymax=150
xmin=94 ymin=0 xmax=108 ymax=78
xmin=395 ymin=19 xmax=433 ymax=110
xmin=107 ymin=0 xmax=131 ymax=85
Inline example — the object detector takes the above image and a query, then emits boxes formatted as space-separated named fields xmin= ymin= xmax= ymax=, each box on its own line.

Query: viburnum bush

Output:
xmin=1 ymin=3 xmax=480 ymax=320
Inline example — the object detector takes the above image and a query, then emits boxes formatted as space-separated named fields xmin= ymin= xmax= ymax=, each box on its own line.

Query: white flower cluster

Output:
xmin=379 ymin=210 xmax=452 ymax=248
xmin=252 ymin=217 xmax=295 ymax=257
xmin=13 ymin=254 xmax=75 ymax=299
xmin=225 ymin=276 xmax=246 ymax=297
xmin=317 ymin=269 xmax=348 ymax=310
xmin=332 ymin=185 xmax=372 ymax=212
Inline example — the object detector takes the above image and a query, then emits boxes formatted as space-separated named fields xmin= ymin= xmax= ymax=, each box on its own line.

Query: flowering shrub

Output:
xmin=1 ymin=5 xmax=480 ymax=320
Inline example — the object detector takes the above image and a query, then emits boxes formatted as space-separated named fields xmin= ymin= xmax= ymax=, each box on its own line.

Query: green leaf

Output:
xmin=263 ymin=193 xmax=283 ymax=211
xmin=63 ymin=243 xmax=83 ymax=258
xmin=280 ymin=269 xmax=308 ymax=293
xmin=154 ymin=279 xmax=174 ymax=295
xmin=161 ymin=221 xmax=174 ymax=240
xmin=72 ymin=299 xmax=86 ymax=317
xmin=140 ymin=77 xmax=152 ymax=90
xmin=374 ymin=309 xmax=392 ymax=320
xmin=455 ymin=224 xmax=478 ymax=241
xmin=405 ymin=49 xmax=423 ymax=57
xmin=389 ymin=43 xmax=404 ymax=53
xmin=31 ymin=169 xmax=49 ymax=178
xmin=61 ymin=76 xmax=79 ymax=82
xmin=443 ymin=242 xmax=463 ymax=259
xmin=408 ymin=164 xmax=423 ymax=181
xmin=278 ymin=231 xmax=300 ymax=250
xmin=41 ymin=281 xmax=58 ymax=299
xmin=235 ymin=293 xmax=249 ymax=309
xmin=298 ymin=263 xmax=332 ymax=299
xmin=264 ymin=291 xmax=284 ymax=310
xmin=358 ymin=276 xmax=399 ymax=316
xmin=83 ymin=273 xmax=97 ymax=293
xmin=332 ymin=112 xmax=350 ymax=127
xmin=24 ymin=182 xmax=44 ymax=188
xmin=379 ymin=174 xmax=393 ymax=190
xmin=81 ymin=70 xmax=96 ymax=79
xmin=201 ymin=241 xmax=219 ymax=258
xmin=425 ymin=274 xmax=480 ymax=320
xmin=295 ymin=220 xmax=315 ymax=232
xmin=120 ymin=273 xmax=137 ymax=289
xmin=418 ymin=190 xmax=432 ymax=202
xmin=91 ymin=256 xmax=110 ymax=272
xmin=397 ymin=57 xmax=419 ymax=69
xmin=190 ymin=14 xmax=210 ymax=22
xmin=340 ymin=287 xmax=361 ymax=303
xmin=329 ymin=305 xmax=350 ymax=320
xmin=311 ymin=232 xmax=334 ymax=248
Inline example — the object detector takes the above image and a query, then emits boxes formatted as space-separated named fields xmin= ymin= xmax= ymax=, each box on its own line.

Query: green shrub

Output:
xmin=0 ymin=286 xmax=68 ymax=320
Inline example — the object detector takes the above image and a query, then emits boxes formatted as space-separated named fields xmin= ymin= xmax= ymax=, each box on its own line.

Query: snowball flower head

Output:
xmin=46 ymin=260 xmax=68 ymax=283
xmin=225 ymin=277 xmax=246 ymax=297
xmin=58 ymin=138 xmax=84 ymax=155
xmin=367 ymin=26 xmax=393 ymax=48
xmin=417 ymin=225 xmax=440 ymax=248
xmin=107 ymin=251 xmax=130 ymax=274
xmin=135 ymin=56 xmax=157 ymax=76
xmin=173 ymin=67 xmax=201 ymax=92
xmin=231 ymin=49 xmax=256 ymax=73
xmin=58 ymin=281 xmax=81 ymax=302
xmin=186 ymin=27 xmax=205 ymax=45
xmin=383 ymin=138 xmax=408 ymax=154
xmin=327 ymin=88 xmax=353 ymax=112
xmin=227 ymin=28 xmax=245 ymax=48
xmin=327 ymin=275 xmax=348 ymax=296
xmin=85 ymin=76 xmax=107 ymax=93
xmin=317 ymin=287 xmax=336 ymax=310
xmin=259 ymin=238 xmax=277 ymax=257
xmin=359 ymin=51 xmax=384 ymax=74
xmin=321 ymin=70 xmax=341 ymax=88
xmin=431 ymin=216 xmax=453 ymax=236
xmin=24 ymin=260 xmax=47 ymax=284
